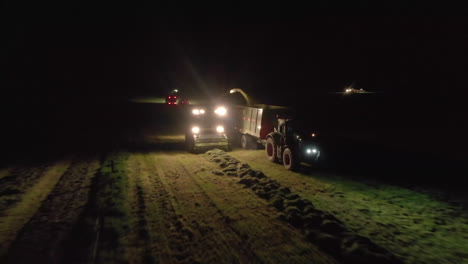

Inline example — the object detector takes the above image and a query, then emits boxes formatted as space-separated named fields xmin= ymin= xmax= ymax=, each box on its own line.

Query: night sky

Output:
xmin=3 ymin=2 xmax=468 ymax=141
xmin=4 ymin=2 xmax=467 ymax=97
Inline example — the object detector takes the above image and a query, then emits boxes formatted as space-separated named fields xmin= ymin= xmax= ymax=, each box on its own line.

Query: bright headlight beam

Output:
xmin=306 ymin=148 xmax=318 ymax=154
xmin=216 ymin=125 xmax=224 ymax=133
xmin=192 ymin=109 xmax=200 ymax=115
xmin=214 ymin=106 xmax=227 ymax=116
xmin=191 ymin=126 xmax=200 ymax=134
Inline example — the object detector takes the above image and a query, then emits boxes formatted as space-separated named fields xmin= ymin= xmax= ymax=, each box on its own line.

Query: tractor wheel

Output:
xmin=265 ymin=137 xmax=278 ymax=163
xmin=283 ymin=148 xmax=299 ymax=171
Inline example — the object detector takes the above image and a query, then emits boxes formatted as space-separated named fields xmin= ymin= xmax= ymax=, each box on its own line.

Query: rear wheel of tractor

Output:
xmin=283 ymin=148 xmax=299 ymax=171
xmin=266 ymin=137 xmax=278 ymax=163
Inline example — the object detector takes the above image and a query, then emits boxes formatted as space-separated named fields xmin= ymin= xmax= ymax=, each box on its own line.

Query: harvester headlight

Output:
xmin=191 ymin=126 xmax=200 ymax=134
xmin=214 ymin=106 xmax=227 ymax=116
xmin=216 ymin=125 xmax=224 ymax=133
xmin=192 ymin=109 xmax=205 ymax=115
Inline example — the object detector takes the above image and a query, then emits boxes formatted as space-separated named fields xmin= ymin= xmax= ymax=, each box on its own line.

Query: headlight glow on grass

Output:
xmin=191 ymin=126 xmax=200 ymax=134
xmin=216 ymin=125 xmax=224 ymax=133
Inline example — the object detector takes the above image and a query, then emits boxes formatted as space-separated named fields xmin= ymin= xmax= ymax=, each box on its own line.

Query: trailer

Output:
xmin=230 ymin=104 xmax=293 ymax=149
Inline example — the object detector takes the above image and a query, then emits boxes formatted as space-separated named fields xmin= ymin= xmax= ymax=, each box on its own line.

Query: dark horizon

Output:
xmin=4 ymin=6 xmax=468 ymax=100
xmin=3 ymin=3 xmax=468 ymax=162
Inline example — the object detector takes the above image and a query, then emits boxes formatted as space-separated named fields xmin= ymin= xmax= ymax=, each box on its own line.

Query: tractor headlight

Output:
xmin=191 ymin=126 xmax=200 ymax=134
xmin=306 ymin=148 xmax=318 ymax=154
xmin=214 ymin=106 xmax=227 ymax=116
xmin=216 ymin=125 xmax=224 ymax=133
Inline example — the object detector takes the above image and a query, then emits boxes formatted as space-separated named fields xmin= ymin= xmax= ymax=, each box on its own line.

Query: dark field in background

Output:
xmin=2 ymin=92 xmax=466 ymax=198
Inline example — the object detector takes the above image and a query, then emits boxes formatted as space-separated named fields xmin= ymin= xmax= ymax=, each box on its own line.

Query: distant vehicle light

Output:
xmin=214 ymin=106 xmax=227 ymax=116
xmin=174 ymin=96 xmax=177 ymax=98
xmin=311 ymin=133 xmax=316 ymax=137
xmin=191 ymin=126 xmax=200 ymax=134
xmin=216 ymin=125 xmax=224 ymax=133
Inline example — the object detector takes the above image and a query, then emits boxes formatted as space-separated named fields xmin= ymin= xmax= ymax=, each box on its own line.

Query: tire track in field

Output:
xmin=3 ymin=158 xmax=99 ymax=264
xmin=152 ymin=153 xmax=265 ymax=264
xmin=127 ymin=154 xmax=162 ymax=264
xmin=181 ymin=152 xmax=338 ymax=264
xmin=127 ymin=153 xmax=198 ymax=264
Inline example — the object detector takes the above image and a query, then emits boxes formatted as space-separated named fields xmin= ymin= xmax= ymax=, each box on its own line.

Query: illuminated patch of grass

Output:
xmin=0 ymin=161 xmax=70 ymax=258
xmin=229 ymin=150 xmax=468 ymax=264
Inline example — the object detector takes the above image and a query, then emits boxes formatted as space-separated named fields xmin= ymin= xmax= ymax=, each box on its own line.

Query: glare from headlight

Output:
xmin=216 ymin=125 xmax=224 ymax=133
xmin=214 ymin=106 xmax=227 ymax=116
xmin=191 ymin=126 xmax=200 ymax=134
xmin=192 ymin=109 xmax=205 ymax=115
xmin=306 ymin=148 xmax=318 ymax=154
